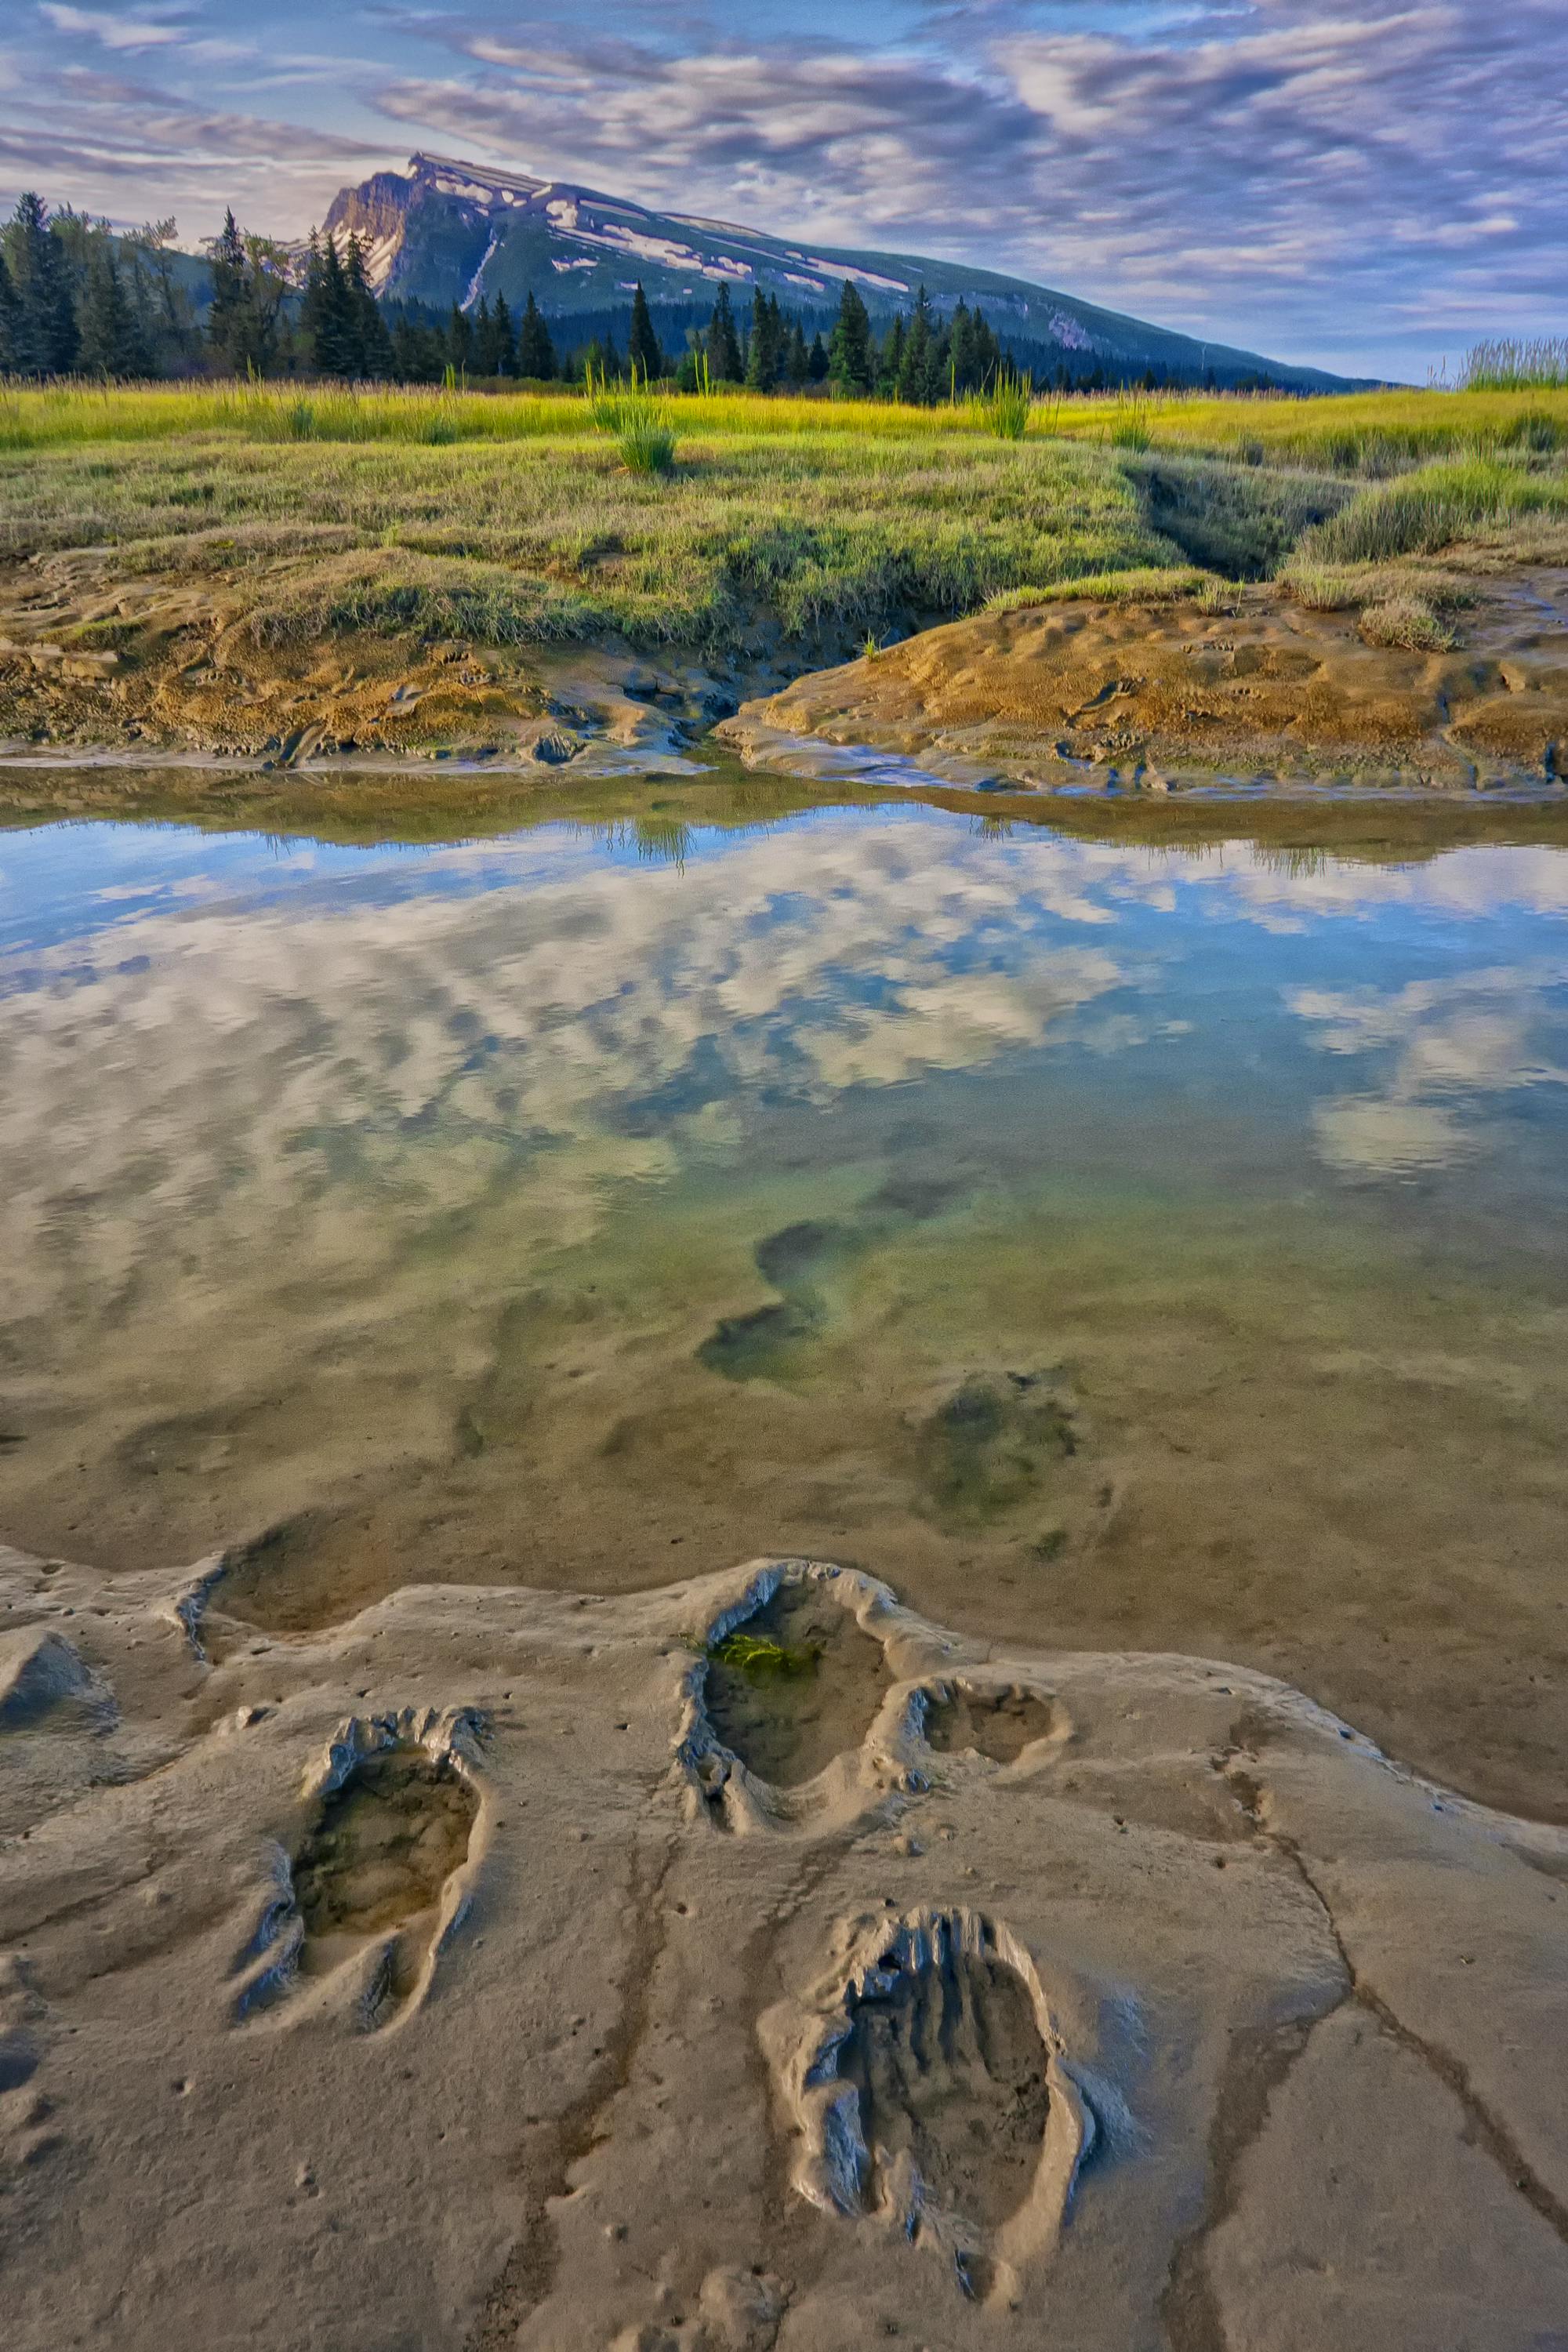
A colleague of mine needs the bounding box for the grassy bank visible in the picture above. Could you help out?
[2,379,1566,772]
[0,424,1174,649]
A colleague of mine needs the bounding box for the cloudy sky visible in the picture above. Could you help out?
[3,0,1563,379]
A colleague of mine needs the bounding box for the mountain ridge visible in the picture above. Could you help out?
[322,152,1366,390]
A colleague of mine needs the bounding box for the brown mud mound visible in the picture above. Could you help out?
[720,557,1568,793]
[0,550,753,775]
[702,1578,887,1788]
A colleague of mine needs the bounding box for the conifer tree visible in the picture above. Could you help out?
[877,314,905,400]
[472,295,499,375]
[491,292,516,376]
[4,191,79,375]
[706,284,742,382]
[808,328,829,384]
[0,248,20,376]
[125,217,194,370]
[339,234,390,378]
[627,281,662,381]
[303,233,361,376]
[785,318,809,387]
[78,244,147,378]
[205,209,250,372]
[744,285,786,390]
[949,299,976,396]
[203,212,287,375]
[447,300,474,375]
[896,285,935,405]
[827,280,873,395]
[517,290,555,379]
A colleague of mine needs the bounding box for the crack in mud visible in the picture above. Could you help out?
[1160,2000,1348,2352]
[1226,1762,1568,2253]
[466,1829,678,2350]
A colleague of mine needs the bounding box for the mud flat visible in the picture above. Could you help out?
[718,558,1568,797]
[2,1544,1566,2350]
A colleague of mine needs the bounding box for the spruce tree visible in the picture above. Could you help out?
[744,285,786,391]
[949,299,976,395]
[706,284,742,383]
[205,209,250,373]
[332,235,386,378]
[877,314,905,401]
[627,281,662,382]
[827,281,873,395]
[78,244,147,378]
[447,300,474,376]
[0,248,20,376]
[472,295,499,376]
[896,286,934,405]
[517,290,556,379]
[303,234,354,376]
[808,329,829,385]
[5,192,79,376]
[491,292,516,376]
[785,318,809,387]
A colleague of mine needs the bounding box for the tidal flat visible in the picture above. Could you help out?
[4,777,1568,1820]
[6,772,1568,2350]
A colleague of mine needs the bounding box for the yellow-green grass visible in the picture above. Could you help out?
[4,379,1566,473]
[985,564,1218,611]
[0,426,1174,648]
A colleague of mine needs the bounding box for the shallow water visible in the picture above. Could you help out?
[4,782,1568,1814]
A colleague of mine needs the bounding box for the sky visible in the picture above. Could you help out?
[2,1,1563,382]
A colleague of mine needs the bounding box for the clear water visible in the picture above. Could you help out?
[4,785,1567,1813]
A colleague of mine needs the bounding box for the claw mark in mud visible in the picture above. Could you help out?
[775,1907,1092,2303]
[698,1575,889,1792]
[234,1708,482,2030]
[920,1681,1058,1765]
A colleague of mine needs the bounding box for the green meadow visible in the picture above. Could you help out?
[2,379,1566,657]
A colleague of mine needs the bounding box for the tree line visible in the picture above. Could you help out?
[0,188,1283,397]
[0,192,205,377]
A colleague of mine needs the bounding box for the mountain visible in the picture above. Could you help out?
[322,153,1358,390]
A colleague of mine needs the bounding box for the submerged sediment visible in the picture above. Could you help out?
[2,1544,1566,2350]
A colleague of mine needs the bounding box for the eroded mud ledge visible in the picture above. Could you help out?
[3,1544,1566,2350]
[717,558,1568,798]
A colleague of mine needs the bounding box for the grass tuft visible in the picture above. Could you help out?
[708,1630,820,1677]
[1457,339,1568,394]
[1358,596,1460,652]
[587,371,677,475]
[985,369,1033,442]
[985,564,1217,612]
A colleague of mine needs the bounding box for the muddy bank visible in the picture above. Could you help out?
[3,1546,1566,2351]
[718,557,1568,796]
[0,545,802,778]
